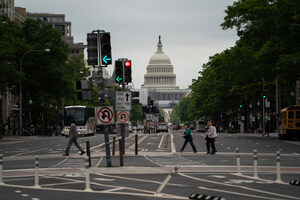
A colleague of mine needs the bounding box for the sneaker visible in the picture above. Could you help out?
[206,152,210,154]
[211,151,216,155]
[193,151,197,153]
[180,150,183,153]
[63,153,69,156]
[80,151,86,155]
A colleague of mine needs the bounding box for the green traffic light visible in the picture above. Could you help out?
[150,105,153,108]
[239,105,243,108]
[263,95,266,99]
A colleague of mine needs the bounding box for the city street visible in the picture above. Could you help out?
[1,130,300,200]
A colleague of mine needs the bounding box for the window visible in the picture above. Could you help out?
[288,111,294,119]
[296,111,300,119]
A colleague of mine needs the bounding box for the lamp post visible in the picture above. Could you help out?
[19,49,50,136]
[29,99,32,125]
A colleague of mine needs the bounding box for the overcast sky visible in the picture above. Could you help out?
[16,0,238,89]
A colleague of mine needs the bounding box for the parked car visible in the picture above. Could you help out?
[172,125,179,130]
[157,123,168,133]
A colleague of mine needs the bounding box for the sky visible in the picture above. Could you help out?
[16,0,238,89]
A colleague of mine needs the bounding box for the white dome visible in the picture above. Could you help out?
[149,53,171,65]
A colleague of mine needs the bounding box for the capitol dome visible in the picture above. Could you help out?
[142,36,179,89]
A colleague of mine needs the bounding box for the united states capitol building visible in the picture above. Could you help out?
[138,36,190,108]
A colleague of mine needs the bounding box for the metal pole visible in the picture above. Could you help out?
[34,156,40,188]
[86,141,91,167]
[121,123,125,154]
[84,156,92,191]
[119,139,124,166]
[276,75,279,135]
[0,154,3,185]
[135,134,138,155]
[104,126,112,167]
[253,149,258,178]
[275,151,282,183]
[112,137,116,156]
[155,166,179,196]
[236,148,241,175]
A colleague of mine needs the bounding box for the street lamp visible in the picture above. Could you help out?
[19,49,50,136]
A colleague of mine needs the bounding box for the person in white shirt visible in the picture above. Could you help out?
[205,120,217,154]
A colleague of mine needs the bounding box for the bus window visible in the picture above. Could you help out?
[296,111,300,119]
[288,111,294,119]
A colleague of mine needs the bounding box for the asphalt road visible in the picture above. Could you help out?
[0,130,300,200]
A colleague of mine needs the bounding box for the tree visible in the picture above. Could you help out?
[130,104,144,123]
[177,96,194,123]
[170,105,180,125]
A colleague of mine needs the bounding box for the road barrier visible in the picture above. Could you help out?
[155,166,179,196]
[189,193,226,200]
[235,148,241,175]
[0,154,3,185]
[253,149,258,178]
[112,137,116,156]
[289,179,300,186]
[119,139,124,166]
[84,156,92,191]
[86,141,91,167]
[34,156,40,188]
[135,134,138,155]
[275,151,282,183]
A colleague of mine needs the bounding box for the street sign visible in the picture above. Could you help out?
[116,91,132,111]
[117,111,130,123]
[96,106,114,125]
[146,114,153,121]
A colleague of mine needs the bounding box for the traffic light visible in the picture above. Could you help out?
[124,60,132,83]
[87,33,98,66]
[100,32,112,66]
[263,95,266,99]
[239,104,243,108]
[115,60,123,84]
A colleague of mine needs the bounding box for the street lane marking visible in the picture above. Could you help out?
[129,135,148,149]
[94,178,115,181]
[21,194,29,197]
[143,155,163,167]
[49,157,69,168]
[94,156,103,167]
[15,190,22,193]
[31,198,40,200]
[179,173,298,200]
[9,148,49,158]
[102,187,125,192]
[158,135,165,149]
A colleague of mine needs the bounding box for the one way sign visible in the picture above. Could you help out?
[116,91,131,111]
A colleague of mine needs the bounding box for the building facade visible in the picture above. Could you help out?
[139,36,190,108]
[0,0,14,20]
[26,13,86,58]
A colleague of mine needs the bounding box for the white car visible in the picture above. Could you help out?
[157,123,168,133]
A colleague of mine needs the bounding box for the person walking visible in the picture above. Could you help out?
[206,120,217,154]
[63,121,85,156]
[180,124,197,153]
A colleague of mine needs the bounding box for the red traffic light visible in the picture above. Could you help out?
[125,60,131,67]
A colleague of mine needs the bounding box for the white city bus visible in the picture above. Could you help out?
[62,106,96,136]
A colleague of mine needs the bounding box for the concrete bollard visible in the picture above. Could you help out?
[236,148,241,175]
[119,139,124,166]
[275,151,282,183]
[0,154,3,185]
[84,156,92,191]
[34,156,40,188]
[112,137,116,156]
[253,149,258,178]
[135,134,138,155]
[155,166,179,196]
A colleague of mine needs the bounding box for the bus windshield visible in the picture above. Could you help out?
[64,108,86,126]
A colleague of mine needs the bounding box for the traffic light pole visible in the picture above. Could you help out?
[121,79,126,154]
[262,79,266,137]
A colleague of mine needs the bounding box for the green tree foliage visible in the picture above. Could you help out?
[190,0,300,121]
[0,17,88,125]
[170,105,180,125]
[130,104,145,123]
[177,96,194,123]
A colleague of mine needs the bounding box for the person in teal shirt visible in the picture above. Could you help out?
[180,124,197,153]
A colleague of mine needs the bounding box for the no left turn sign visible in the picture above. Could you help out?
[117,111,129,123]
[97,106,114,124]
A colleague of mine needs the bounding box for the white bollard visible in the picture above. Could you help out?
[253,149,258,178]
[0,154,4,185]
[275,151,282,183]
[236,148,241,175]
[84,156,92,192]
[34,156,40,188]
